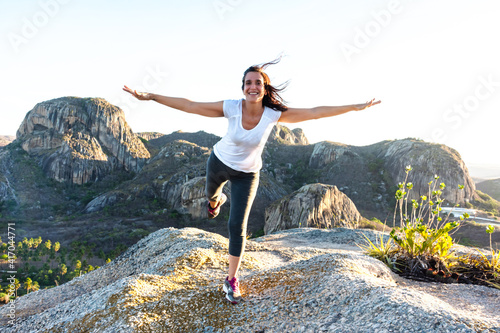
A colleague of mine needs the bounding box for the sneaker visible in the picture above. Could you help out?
[207,193,227,219]
[223,276,242,304]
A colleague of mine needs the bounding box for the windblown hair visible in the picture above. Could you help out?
[241,57,288,112]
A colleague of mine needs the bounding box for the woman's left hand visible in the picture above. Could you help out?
[354,98,381,111]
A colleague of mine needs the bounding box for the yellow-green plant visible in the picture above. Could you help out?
[363,166,470,275]
[358,233,398,270]
[390,221,458,260]
[389,166,469,261]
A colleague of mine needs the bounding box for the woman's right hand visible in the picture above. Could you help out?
[122,85,154,101]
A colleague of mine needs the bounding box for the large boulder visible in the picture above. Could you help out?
[16,97,150,184]
[264,183,361,234]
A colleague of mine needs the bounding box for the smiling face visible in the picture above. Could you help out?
[242,71,266,103]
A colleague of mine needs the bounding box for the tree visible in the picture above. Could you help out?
[14,279,20,297]
[75,260,82,277]
[60,264,67,276]
[53,242,60,252]
[24,278,33,294]
[31,281,40,292]
[34,236,42,249]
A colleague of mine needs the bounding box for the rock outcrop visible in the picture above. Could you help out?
[85,139,288,223]
[1,227,498,332]
[294,139,478,213]
[144,130,221,151]
[16,97,150,184]
[380,139,477,204]
[264,183,361,234]
[268,124,309,145]
[0,150,17,203]
[85,139,212,215]
[135,131,164,141]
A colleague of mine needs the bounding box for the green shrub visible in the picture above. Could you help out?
[361,166,472,280]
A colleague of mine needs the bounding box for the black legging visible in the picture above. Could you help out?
[205,151,259,257]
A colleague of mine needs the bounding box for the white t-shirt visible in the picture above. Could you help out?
[214,99,282,173]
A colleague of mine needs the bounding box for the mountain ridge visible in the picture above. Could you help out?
[0,97,498,248]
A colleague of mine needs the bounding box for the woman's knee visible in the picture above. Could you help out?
[228,238,246,257]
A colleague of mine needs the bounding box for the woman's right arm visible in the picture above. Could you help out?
[123,85,224,118]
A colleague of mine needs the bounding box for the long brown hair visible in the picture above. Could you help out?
[241,57,288,112]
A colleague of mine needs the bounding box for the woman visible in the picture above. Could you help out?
[123,59,380,304]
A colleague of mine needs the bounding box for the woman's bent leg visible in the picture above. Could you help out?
[205,152,229,205]
[227,171,259,277]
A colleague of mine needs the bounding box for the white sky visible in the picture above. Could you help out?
[1,0,499,174]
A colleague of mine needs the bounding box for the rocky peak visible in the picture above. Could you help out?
[15,97,150,184]
[379,139,478,204]
[301,139,477,211]
[308,141,351,169]
[135,131,164,141]
[267,124,309,145]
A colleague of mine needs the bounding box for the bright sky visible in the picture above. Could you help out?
[1,0,499,176]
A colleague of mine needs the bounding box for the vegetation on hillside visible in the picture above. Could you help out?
[0,234,128,300]
[476,178,500,202]
[472,190,500,217]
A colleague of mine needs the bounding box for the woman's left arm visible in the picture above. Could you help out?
[279,98,381,123]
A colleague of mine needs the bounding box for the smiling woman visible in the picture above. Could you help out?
[123,57,380,305]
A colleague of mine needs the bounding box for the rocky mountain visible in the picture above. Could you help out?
[1,97,492,241]
[378,139,477,204]
[137,124,308,152]
[1,227,498,332]
[16,97,150,184]
[100,134,477,225]
[0,135,15,147]
[260,138,478,219]
[84,138,288,233]
[267,125,309,145]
